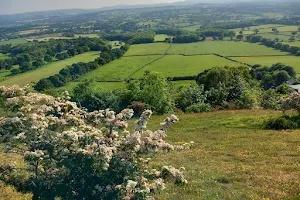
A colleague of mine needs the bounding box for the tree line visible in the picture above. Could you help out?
[0,37,110,75]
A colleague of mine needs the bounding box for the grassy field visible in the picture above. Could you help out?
[74,34,100,38]
[82,55,161,81]
[167,41,287,56]
[2,110,300,199]
[147,110,300,200]
[125,43,170,56]
[0,52,100,87]
[131,55,245,78]
[154,34,169,42]
[54,81,126,94]
[0,39,28,46]
[0,53,9,60]
[232,56,300,73]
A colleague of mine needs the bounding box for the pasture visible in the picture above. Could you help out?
[0,39,28,46]
[167,41,287,56]
[131,55,245,78]
[154,34,169,42]
[232,56,300,73]
[0,52,100,87]
[148,110,300,200]
[2,109,300,199]
[0,53,9,60]
[125,43,170,56]
[82,55,161,81]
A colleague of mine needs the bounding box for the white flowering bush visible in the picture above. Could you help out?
[0,85,192,200]
[280,92,300,113]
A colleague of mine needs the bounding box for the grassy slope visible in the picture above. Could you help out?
[0,52,100,87]
[167,41,287,56]
[132,55,245,78]
[2,110,300,199]
[146,110,300,200]
[232,56,300,73]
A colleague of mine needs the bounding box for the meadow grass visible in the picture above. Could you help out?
[282,41,300,47]
[125,43,170,56]
[56,81,126,94]
[167,41,287,56]
[145,110,300,200]
[0,145,32,200]
[0,52,100,87]
[1,109,300,199]
[131,55,245,78]
[232,56,300,73]
[74,34,100,38]
[0,39,28,46]
[0,53,9,60]
[154,34,168,42]
[258,33,296,42]
[82,55,161,81]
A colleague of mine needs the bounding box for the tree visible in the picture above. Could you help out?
[272,27,277,33]
[239,30,243,35]
[130,72,174,114]
[291,32,297,36]
[19,62,32,72]
[253,29,259,35]
[229,31,236,41]
[34,78,54,91]
[289,36,295,42]
[236,34,244,41]
[298,27,300,32]
[44,55,52,62]
[274,38,280,43]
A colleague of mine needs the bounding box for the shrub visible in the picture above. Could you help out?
[186,103,211,113]
[265,116,298,130]
[261,89,280,109]
[128,101,151,117]
[0,85,192,200]
[238,89,257,109]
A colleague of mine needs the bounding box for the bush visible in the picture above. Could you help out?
[186,103,211,113]
[261,89,280,109]
[0,85,191,200]
[128,101,151,117]
[265,116,298,130]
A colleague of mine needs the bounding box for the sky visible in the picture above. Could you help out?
[0,0,182,15]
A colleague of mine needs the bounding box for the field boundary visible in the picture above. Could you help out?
[126,43,172,79]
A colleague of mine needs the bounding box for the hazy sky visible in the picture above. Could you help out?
[0,0,182,15]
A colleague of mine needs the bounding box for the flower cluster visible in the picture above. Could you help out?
[280,92,300,113]
[0,85,192,200]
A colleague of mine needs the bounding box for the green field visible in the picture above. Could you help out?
[232,56,300,73]
[75,34,100,38]
[0,53,9,60]
[125,43,170,56]
[0,52,100,87]
[154,34,168,42]
[148,110,300,200]
[3,110,300,199]
[167,41,287,56]
[82,55,161,81]
[0,39,28,46]
[56,81,126,94]
[131,55,245,78]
